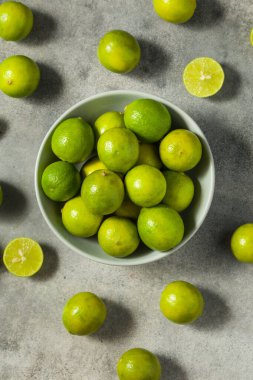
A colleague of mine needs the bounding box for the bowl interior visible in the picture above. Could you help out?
[35,91,215,266]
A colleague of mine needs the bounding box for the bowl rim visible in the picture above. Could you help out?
[34,90,215,266]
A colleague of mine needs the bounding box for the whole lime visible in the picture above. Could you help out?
[98,216,140,258]
[0,1,33,41]
[125,165,166,207]
[231,224,253,263]
[124,99,171,143]
[80,157,107,179]
[160,281,204,324]
[137,205,184,251]
[160,129,202,171]
[51,117,94,163]
[97,30,141,73]
[0,185,3,206]
[41,161,81,202]
[81,169,124,215]
[117,348,161,380]
[163,170,194,212]
[94,111,125,139]
[62,292,107,335]
[153,0,196,24]
[97,128,139,174]
[115,195,141,219]
[0,55,40,98]
[137,143,162,169]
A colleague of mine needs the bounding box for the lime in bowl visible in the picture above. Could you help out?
[35,90,215,266]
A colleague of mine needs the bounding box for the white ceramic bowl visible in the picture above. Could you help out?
[35,90,215,266]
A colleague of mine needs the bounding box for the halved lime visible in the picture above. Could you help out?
[3,238,44,277]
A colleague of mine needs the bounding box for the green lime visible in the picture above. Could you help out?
[3,238,43,277]
[115,195,140,219]
[94,111,125,140]
[250,29,253,46]
[117,348,161,380]
[137,143,162,169]
[183,57,225,98]
[51,117,94,164]
[80,157,107,179]
[160,129,202,171]
[62,292,107,335]
[98,216,140,258]
[137,205,184,251]
[81,169,124,215]
[97,30,141,73]
[124,99,171,143]
[97,128,139,174]
[41,161,81,202]
[0,1,33,41]
[0,55,40,98]
[153,0,196,24]
[0,185,3,206]
[160,281,204,324]
[125,165,166,207]
[163,170,194,212]
[231,224,253,263]
[62,196,103,238]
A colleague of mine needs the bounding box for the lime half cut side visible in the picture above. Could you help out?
[183,57,225,98]
[3,238,44,277]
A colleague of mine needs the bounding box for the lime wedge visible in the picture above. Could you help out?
[250,29,253,46]
[183,57,224,98]
[3,238,44,277]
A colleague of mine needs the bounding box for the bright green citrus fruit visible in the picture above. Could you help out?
[231,224,253,263]
[0,1,33,41]
[163,170,194,212]
[97,30,141,73]
[160,129,202,171]
[97,128,139,174]
[41,161,81,202]
[81,169,124,215]
[80,157,107,179]
[62,196,103,238]
[3,238,43,277]
[137,143,162,169]
[0,185,3,206]
[137,205,184,251]
[183,57,225,98]
[153,0,196,24]
[115,196,140,219]
[0,55,40,98]
[124,99,171,143]
[117,348,161,380]
[98,216,140,258]
[51,117,94,164]
[125,165,166,207]
[160,281,204,324]
[250,29,253,46]
[62,292,107,335]
[94,111,125,139]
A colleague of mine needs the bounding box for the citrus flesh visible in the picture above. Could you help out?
[97,128,139,174]
[160,281,204,324]
[115,196,141,219]
[41,161,81,202]
[231,224,253,263]
[163,170,194,212]
[124,99,172,143]
[98,216,140,258]
[94,111,125,140]
[117,348,161,380]
[137,143,162,169]
[153,0,196,24]
[80,157,107,179]
[183,57,225,98]
[0,185,3,206]
[62,292,107,335]
[0,1,33,41]
[3,238,44,277]
[51,117,94,163]
[137,205,184,251]
[160,129,202,171]
[97,30,141,73]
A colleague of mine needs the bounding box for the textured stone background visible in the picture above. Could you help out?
[0,0,253,379]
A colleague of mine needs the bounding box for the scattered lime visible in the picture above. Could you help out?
[97,30,141,73]
[3,238,43,277]
[62,292,107,335]
[115,195,141,219]
[163,170,194,212]
[0,1,33,41]
[137,143,162,169]
[153,0,196,24]
[0,185,3,206]
[80,157,107,179]
[41,161,81,202]
[160,281,204,324]
[231,224,253,263]
[183,57,224,97]
[94,111,125,139]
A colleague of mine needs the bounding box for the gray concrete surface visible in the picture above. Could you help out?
[0,0,253,379]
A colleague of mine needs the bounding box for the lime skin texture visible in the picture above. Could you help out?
[97,30,141,74]
[160,281,205,324]
[0,1,33,41]
[117,348,161,380]
[153,0,196,24]
[80,157,107,179]
[0,55,40,98]
[51,117,95,163]
[231,224,253,263]
[124,99,172,143]
[94,111,125,140]
[62,292,107,335]
[115,196,141,219]
[163,170,194,212]
[137,143,162,169]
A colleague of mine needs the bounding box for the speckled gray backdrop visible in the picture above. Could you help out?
[0,0,253,379]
